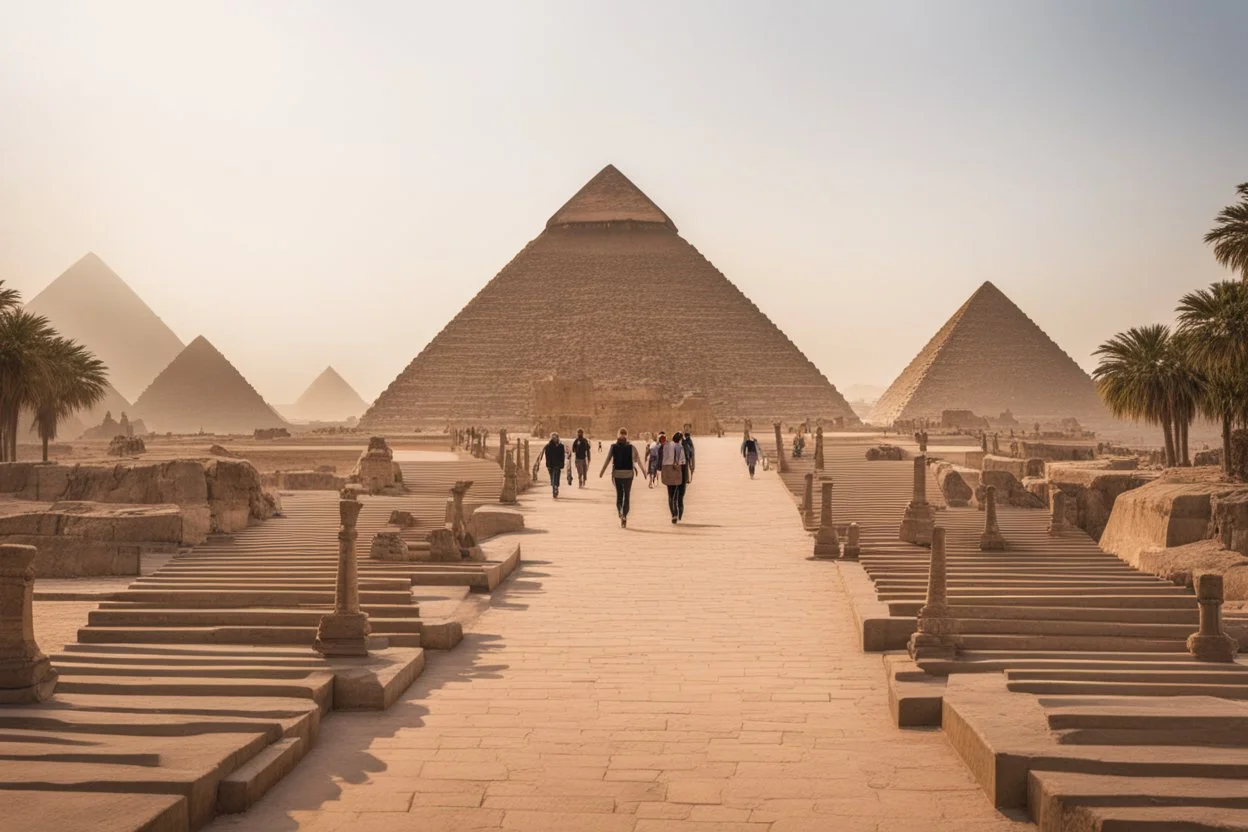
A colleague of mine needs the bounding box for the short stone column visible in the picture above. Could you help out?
[842,522,861,560]
[313,496,371,657]
[1187,574,1239,662]
[497,428,509,468]
[980,433,988,453]
[773,422,789,473]
[523,440,531,479]
[991,433,1000,455]
[500,450,518,504]
[450,480,478,552]
[898,455,935,546]
[802,472,817,530]
[1047,490,1072,535]
[813,481,841,559]
[0,544,57,703]
[813,427,825,472]
[979,485,1006,551]
[907,527,958,662]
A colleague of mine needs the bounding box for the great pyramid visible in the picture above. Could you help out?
[25,252,184,400]
[287,366,368,422]
[869,281,1107,426]
[361,165,855,430]
[132,336,287,434]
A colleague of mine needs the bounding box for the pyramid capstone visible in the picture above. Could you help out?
[360,165,855,430]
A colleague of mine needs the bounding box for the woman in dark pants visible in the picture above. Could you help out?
[599,428,646,527]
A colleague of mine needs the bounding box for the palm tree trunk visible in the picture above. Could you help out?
[1180,419,1191,466]
[41,434,48,464]
[1162,414,1176,467]
[1224,414,1234,477]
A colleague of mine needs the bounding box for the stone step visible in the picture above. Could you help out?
[1028,771,1248,832]
[108,589,414,607]
[1008,679,1248,699]
[877,586,1191,599]
[132,579,414,592]
[1008,668,1248,685]
[217,736,305,814]
[954,619,1198,639]
[53,662,323,681]
[96,601,422,618]
[2,790,187,832]
[924,657,1219,676]
[87,608,423,632]
[958,634,1188,652]
[77,624,424,650]
[888,596,1199,615]
[53,672,336,709]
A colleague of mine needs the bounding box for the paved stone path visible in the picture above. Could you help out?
[211,438,1029,832]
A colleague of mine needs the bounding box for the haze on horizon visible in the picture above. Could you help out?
[1,0,1245,405]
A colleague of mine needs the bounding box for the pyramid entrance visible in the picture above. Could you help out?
[532,376,714,437]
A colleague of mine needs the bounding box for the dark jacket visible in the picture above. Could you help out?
[572,437,591,461]
[544,440,566,470]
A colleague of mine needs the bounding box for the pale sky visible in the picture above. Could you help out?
[1,1,1245,404]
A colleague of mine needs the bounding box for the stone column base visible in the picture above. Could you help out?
[1187,632,1238,663]
[841,544,860,560]
[899,509,935,546]
[979,532,1007,551]
[907,632,957,662]
[313,612,371,657]
[0,656,57,704]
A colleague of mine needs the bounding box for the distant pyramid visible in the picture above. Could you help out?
[289,366,368,422]
[869,281,1107,426]
[133,336,286,434]
[25,253,184,400]
[361,164,855,429]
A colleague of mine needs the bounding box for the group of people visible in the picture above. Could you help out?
[532,428,696,527]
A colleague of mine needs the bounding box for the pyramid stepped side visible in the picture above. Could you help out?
[133,337,286,434]
[25,253,184,400]
[871,283,1106,425]
[362,226,854,429]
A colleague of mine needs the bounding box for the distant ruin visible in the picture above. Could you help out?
[532,376,714,436]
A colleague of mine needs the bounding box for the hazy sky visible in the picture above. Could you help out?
[2,1,1245,404]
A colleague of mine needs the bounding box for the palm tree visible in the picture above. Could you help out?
[1093,325,1180,466]
[1176,280,1248,475]
[1167,332,1202,466]
[1206,183,1248,279]
[30,337,108,463]
[0,309,57,462]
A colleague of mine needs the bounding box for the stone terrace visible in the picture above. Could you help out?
[209,438,1027,832]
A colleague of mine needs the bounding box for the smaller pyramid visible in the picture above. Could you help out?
[133,336,286,434]
[289,367,368,422]
[25,253,184,400]
[870,282,1107,426]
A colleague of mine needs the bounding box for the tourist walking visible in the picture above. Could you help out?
[599,428,646,527]
[572,429,591,488]
[742,433,760,478]
[660,431,688,523]
[647,432,665,489]
[680,431,695,484]
[534,433,567,498]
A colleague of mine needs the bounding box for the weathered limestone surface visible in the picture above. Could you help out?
[267,470,348,491]
[468,504,525,541]
[352,437,403,495]
[980,468,1044,509]
[934,462,977,507]
[1100,479,1246,567]
[0,543,57,702]
[0,500,183,577]
[0,459,272,546]
[1044,463,1155,541]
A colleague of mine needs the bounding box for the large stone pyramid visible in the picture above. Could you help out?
[25,253,184,400]
[869,281,1107,426]
[287,366,368,422]
[361,165,855,430]
[133,336,286,434]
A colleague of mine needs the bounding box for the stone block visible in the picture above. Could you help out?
[934,463,977,507]
[468,505,525,541]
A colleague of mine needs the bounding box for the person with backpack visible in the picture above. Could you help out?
[534,433,568,498]
[598,428,646,527]
[647,433,665,488]
[660,431,688,523]
[742,433,760,478]
[680,432,695,485]
[571,429,592,488]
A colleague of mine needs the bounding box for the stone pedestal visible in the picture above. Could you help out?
[842,522,861,560]
[979,485,1007,551]
[0,544,57,703]
[802,472,817,530]
[813,481,840,559]
[314,498,371,657]
[907,527,958,662]
[773,422,788,474]
[1047,490,1072,535]
[899,456,935,546]
[500,450,518,504]
[1187,574,1239,662]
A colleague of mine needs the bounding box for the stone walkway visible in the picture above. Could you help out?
[210,438,1029,832]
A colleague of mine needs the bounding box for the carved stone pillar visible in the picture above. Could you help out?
[802,472,817,530]
[979,485,1006,551]
[813,427,825,472]
[1047,490,1072,535]
[501,450,519,504]
[899,455,935,546]
[907,527,957,662]
[497,428,509,468]
[842,521,861,560]
[313,496,371,657]
[0,544,57,703]
[1188,574,1239,662]
[813,481,840,559]
[773,422,788,474]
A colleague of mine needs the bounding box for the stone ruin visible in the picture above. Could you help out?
[866,444,904,461]
[351,436,404,495]
[254,427,291,440]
